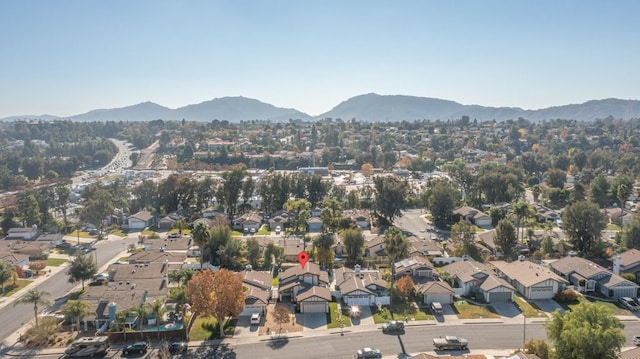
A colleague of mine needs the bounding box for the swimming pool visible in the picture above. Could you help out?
[143,322,184,332]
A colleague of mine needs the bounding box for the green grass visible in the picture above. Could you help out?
[141,229,156,236]
[189,316,236,341]
[0,280,31,297]
[513,296,547,318]
[452,300,500,319]
[271,276,279,286]
[117,256,130,262]
[561,296,629,315]
[109,230,127,237]
[70,230,93,238]
[371,302,432,324]
[45,258,67,267]
[257,225,270,235]
[326,302,352,329]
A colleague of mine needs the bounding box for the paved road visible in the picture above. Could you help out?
[0,236,138,344]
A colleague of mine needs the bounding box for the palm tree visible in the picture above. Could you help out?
[383,226,409,286]
[191,222,210,265]
[62,300,92,336]
[511,202,533,242]
[148,299,167,336]
[172,219,187,235]
[13,289,51,326]
[135,304,148,339]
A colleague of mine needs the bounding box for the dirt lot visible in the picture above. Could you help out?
[258,303,303,336]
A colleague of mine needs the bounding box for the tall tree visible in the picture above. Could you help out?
[494,218,518,261]
[219,166,248,220]
[373,176,409,226]
[342,228,365,266]
[561,201,608,256]
[246,238,261,268]
[589,174,610,208]
[61,300,92,335]
[0,261,15,294]
[427,179,459,229]
[185,269,245,338]
[13,289,51,326]
[450,220,483,262]
[148,299,167,336]
[67,254,98,290]
[383,227,409,283]
[191,222,210,265]
[545,302,624,359]
[510,202,533,242]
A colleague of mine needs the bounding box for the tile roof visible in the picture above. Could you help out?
[490,260,568,287]
[296,285,331,302]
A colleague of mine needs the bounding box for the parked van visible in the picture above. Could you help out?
[431,301,443,315]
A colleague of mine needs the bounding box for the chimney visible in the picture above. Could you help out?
[613,255,622,275]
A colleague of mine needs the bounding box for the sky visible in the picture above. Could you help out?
[1,0,639,118]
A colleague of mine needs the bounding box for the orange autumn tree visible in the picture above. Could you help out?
[395,275,415,299]
[186,268,245,337]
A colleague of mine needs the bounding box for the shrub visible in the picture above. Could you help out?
[554,289,579,303]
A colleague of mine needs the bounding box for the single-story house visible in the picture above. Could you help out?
[128,211,156,230]
[393,257,433,279]
[415,280,455,305]
[453,206,492,227]
[364,235,387,260]
[232,212,262,232]
[6,227,39,241]
[615,248,640,281]
[334,266,389,306]
[490,258,568,300]
[35,233,64,247]
[549,255,639,300]
[441,259,516,302]
[0,251,30,268]
[307,217,323,233]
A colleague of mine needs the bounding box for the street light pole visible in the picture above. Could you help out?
[523,315,526,349]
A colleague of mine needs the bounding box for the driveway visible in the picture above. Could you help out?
[300,313,327,331]
[491,301,521,318]
[533,299,565,314]
[351,305,375,326]
[233,315,260,338]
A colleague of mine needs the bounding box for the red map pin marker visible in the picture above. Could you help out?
[297,252,309,268]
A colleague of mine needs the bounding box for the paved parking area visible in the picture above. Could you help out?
[300,313,327,331]
[351,305,375,326]
[491,301,522,318]
[233,315,260,338]
[533,299,565,314]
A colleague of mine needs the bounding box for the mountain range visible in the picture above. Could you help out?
[3,94,640,123]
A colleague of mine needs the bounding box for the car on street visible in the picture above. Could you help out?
[123,341,148,354]
[634,336,640,346]
[381,320,404,333]
[168,341,188,354]
[433,335,469,350]
[356,347,382,359]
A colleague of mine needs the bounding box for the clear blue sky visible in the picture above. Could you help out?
[1,0,639,118]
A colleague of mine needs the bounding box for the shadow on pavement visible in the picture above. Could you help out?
[267,335,289,350]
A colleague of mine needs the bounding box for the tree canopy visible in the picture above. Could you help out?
[185,268,245,337]
[545,302,625,359]
[561,201,607,256]
[67,254,98,290]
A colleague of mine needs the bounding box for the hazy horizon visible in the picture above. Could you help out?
[1,1,639,118]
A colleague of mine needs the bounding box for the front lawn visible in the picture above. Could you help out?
[452,300,500,319]
[0,280,31,296]
[110,229,127,237]
[562,295,628,315]
[513,296,547,318]
[45,258,67,267]
[326,303,352,329]
[189,316,236,341]
[70,230,92,238]
[371,302,432,324]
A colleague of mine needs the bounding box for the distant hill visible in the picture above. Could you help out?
[320,94,640,122]
[3,94,640,122]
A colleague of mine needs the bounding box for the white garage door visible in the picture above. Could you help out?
[530,286,554,300]
[302,302,327,313]
[346,296,370,306]
[240,305,263,316]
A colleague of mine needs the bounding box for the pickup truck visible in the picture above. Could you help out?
[433,335,469,350]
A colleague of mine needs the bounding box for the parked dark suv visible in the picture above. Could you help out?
[123,341,148,354]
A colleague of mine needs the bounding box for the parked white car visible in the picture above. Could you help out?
[250,312,261,325]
